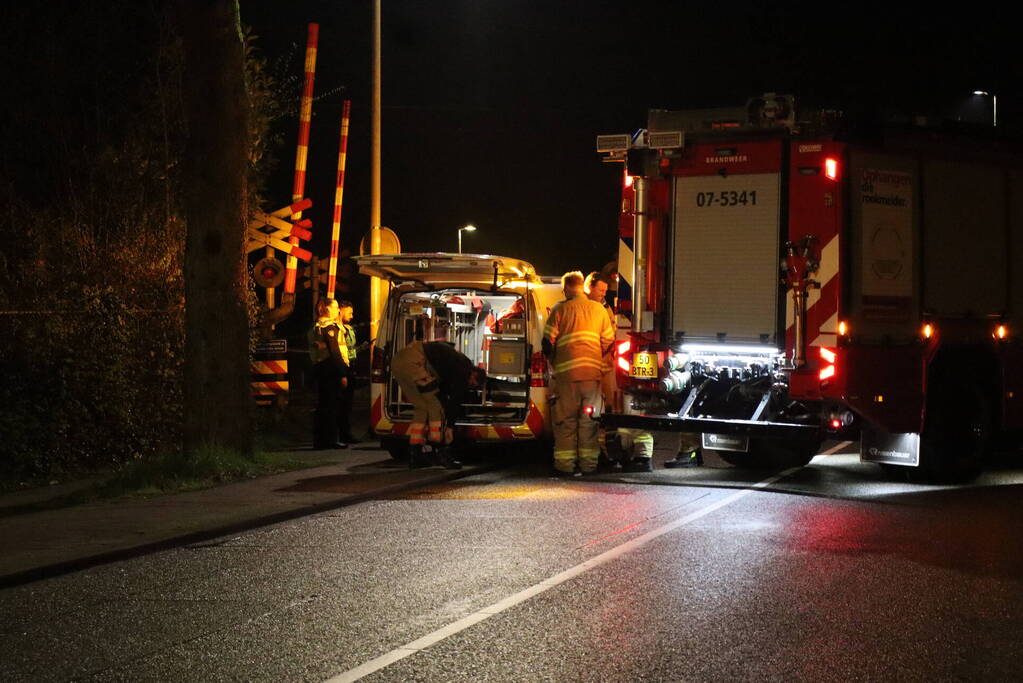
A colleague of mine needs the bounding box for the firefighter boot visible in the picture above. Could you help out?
[408,444,429,469]
[664,449,703,468]
[625,457,653,473]
[433,446,463,470]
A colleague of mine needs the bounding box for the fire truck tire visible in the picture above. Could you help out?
[914,377,990,483]
[381,435,410,461]
[718,438,819,470]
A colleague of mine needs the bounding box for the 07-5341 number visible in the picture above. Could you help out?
[695,190,757,207]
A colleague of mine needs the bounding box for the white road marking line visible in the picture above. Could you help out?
[818,440,854,457]
[324,466,802,682]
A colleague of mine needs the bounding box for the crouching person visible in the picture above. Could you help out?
[390,340,486,469]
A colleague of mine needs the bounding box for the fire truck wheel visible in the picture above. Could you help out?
[717,438,819,470]
[381,435,410,461]
[716,450,756,468]
[915,378,990,483]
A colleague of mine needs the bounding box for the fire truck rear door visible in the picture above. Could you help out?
[670,144,783,345]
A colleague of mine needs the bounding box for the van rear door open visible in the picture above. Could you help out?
[388,289,530,424]
[356,253,536,287]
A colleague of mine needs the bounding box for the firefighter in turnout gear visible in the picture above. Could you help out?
[543,271,615,475]
[390,340,486,469]
[585,271,622,469]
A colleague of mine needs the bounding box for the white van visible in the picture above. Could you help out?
[354,253,564,459]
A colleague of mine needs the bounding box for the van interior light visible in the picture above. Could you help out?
[922,323,934,339]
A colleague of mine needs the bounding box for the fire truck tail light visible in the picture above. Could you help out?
[838,320,849,337]
[922,323,935,339]
[819,346,837,381]
[995,324,1009,340]
[530,351,548,387]
[617,340,631,355]
[617,356,631,373]
[824,157,839,180]
[624,174,634,188]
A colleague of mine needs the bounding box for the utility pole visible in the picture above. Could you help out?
[369,0,384,343]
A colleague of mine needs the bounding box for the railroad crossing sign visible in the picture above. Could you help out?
[246,199,314,262]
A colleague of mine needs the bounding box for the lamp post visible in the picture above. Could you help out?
[458,224,476,254]
[972,90,997,126]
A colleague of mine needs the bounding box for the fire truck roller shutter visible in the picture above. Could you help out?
[671,173,781,344]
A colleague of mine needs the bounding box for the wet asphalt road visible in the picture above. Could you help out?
[3,443,1023,682]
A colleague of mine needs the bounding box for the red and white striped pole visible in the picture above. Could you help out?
[284,22,319,296]
[327,100,352,300]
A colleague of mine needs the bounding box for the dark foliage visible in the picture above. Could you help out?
[0,1,277,481]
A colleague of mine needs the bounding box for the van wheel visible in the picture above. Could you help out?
[915,378,990,483]
[717,438,819,470]
[380,435,410,461]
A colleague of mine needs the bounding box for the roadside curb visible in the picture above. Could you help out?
[0,461,502,590]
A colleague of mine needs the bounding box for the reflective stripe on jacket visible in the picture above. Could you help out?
[543,294,614,381]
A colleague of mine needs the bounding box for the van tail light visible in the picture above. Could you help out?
[371,346,387,383]
[530,351,548,387]
[819,346,837,381]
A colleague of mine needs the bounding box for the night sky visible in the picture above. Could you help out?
[242,2,1019,278]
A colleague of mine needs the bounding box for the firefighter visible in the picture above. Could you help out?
[664,433,704,468]
[543,270,615,476]
[585,271,622,469]
[390,339,486,469]
[312,298,352,450]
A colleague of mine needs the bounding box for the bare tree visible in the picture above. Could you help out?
[177,0,253,455]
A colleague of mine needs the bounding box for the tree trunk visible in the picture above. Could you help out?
[178,0,253,455]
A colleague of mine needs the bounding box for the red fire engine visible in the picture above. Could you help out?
[599,94,1023,479]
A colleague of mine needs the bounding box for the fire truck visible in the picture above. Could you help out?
[598,94,1023,479]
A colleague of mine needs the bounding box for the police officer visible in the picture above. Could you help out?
[390,339,486,469]
[336,300,361,444]
[312,298,352,449]
[543,271,615,476]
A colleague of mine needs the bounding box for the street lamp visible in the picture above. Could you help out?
[458,224,477,254]
[972,90,997,126]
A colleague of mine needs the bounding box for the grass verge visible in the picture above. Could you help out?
[0,447,341,517]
